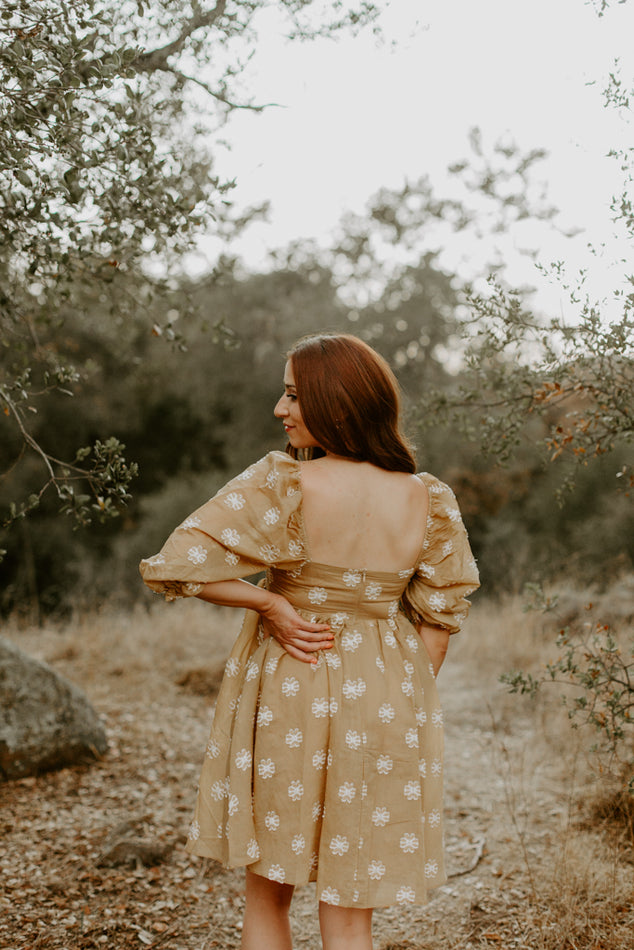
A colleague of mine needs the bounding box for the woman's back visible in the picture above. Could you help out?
[298,457,429,573]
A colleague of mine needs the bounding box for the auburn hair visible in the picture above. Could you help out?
[285,334,417,473]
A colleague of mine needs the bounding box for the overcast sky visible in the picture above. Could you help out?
[197,0,632,296]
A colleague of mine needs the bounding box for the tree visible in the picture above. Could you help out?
[420,11,633,499]
[0,0,382,546]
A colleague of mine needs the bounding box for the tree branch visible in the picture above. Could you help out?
[134,0,228,73]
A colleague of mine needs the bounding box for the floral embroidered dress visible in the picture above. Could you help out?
[140,451,479,909]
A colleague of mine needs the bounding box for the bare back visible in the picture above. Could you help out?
[298,457,428,573]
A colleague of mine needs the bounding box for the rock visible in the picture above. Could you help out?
[96,818,172,868]
[0,636,108,781]
[175,662,225,697]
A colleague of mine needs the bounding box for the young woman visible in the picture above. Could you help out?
[140,333,479,950]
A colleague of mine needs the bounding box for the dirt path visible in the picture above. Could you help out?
[0,607,614,949]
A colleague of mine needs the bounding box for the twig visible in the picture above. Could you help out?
[447,836,486,878]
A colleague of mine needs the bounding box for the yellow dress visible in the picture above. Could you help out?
[140,451,479,908]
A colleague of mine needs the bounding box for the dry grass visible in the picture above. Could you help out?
[2,587,633,949]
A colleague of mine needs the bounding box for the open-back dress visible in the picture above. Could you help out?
[140,451,479,908]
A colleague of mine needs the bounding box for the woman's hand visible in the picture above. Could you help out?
[260,592,333,664]
[417,623,450,678]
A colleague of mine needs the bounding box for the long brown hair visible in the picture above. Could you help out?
[286,334,417,473]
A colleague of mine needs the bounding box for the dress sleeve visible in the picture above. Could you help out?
[139,451,306,601]
[400,473,479,634]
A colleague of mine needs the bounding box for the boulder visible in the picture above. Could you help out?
[0,636,108,781]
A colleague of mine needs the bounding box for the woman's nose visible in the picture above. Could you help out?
[274,396,287,418]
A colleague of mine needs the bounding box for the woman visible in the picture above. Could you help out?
[140,333,479,950]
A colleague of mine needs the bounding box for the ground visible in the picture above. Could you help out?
[1,598,632,950]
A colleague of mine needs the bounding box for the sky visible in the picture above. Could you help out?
[195,0,633,303]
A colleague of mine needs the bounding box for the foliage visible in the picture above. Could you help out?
[0,0,381,542]
[502,583,634,787]
[417,3,634,497]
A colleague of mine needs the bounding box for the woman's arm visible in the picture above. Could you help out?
[416,622,451,677]
[196,579,333,664]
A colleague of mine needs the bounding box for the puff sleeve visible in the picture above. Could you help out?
[139,452,306,601]
[400,473,479,634]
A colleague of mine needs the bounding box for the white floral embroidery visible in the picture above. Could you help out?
[329,698,338,717]
[259,543,281,562]
[341,631,362,652]
[245,659,259,682]
[442,539,454,556]
[224,492,245,511]
[428,809,441,827]
[285,728,303,748]
[237,465,257,481]
[329,835,349,856]
[429,592,447,611]
[228,794,239,816]
[220,528,240,548]
[263,506,281,526]
[330,612,349,628]
[225,658,240,677]
[365,582,382,601]
[258,705,274,727]
[431,758,442,776]
[401,679,414,697]
[188,819,200,841]
[376,656,385,673]
[288,539,304,557]
[206,738,220,759]
[371,806,390,827]
[320,887,340,905]
[400,833,419,853]
[446,506,461,522]
[404,781,421,800]
[338,782,356,803]
[396,886,416,904]
[265,657,279,675]
[378,703,395,723]
[405,728,419,749]
[187,545,207,565]
[415,707,427,726]
[224,550,239,566]
[425,859,439,878]
[312,698,329,719]
[211,780,229,801]
[342,570,362,588]
[376,755,393,775]
[179,516,201,530]
[384,631,397,648]
[307,586,328,605]
[431,708,443,727]
[235,749,252,771]
[418,758,427,777]
[268,864,285,883]
[403,660,414,676]
[342,678,366,700]
[265,468,279,488]
[288,780,304,801]
[264,811,279,831]
[281,676,300,697]
[417,561,435,578]
[247,839,260,860]
[291,834,305,854]
[181,582,202,595]
[345,730,362,751]
[324,650,341,669]
[144,554,166,566]
[312,801,323,821]
[405,635,419,652]
[361,781,368,799]
[258,758,275,779]
[368,860,385,880]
